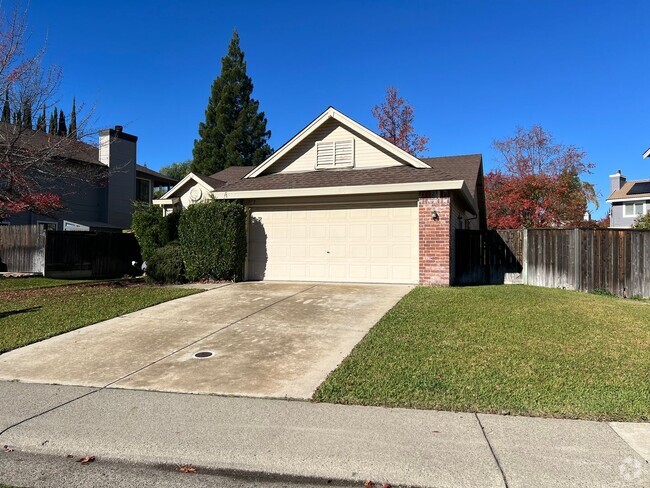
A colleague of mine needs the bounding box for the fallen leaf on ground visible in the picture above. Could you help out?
[3,445,14,453]
[363,481,375,488]
[77,455,95,464]
[66,454,74,458]
[178,465,197,473]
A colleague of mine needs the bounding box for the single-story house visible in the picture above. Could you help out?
[4,126,178,231]
[155,107,486,285]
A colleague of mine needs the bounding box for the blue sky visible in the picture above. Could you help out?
[27,0,649,217]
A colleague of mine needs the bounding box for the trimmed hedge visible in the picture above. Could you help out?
[146,241,185,284]
[178,200,247,281]
[131,203,182,262]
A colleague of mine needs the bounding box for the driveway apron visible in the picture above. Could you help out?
[0,282,411,399]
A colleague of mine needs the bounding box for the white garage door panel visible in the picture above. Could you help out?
[248,202,418,284]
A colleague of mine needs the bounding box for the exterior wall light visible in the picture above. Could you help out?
[431,210,439,220]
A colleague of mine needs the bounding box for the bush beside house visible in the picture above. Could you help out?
[146,242,186,284]
[178,200,247,282]
[131,203,181,262]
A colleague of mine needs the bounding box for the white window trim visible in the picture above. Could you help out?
[623,201,648,218]
[315,139,355,170]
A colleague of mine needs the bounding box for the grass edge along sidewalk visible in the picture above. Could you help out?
[314,285,650,422]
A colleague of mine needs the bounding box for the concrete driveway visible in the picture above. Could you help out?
[0,282,411,399]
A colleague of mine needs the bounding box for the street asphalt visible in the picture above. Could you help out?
[0,381,648,488]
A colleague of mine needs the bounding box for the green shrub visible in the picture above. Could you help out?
[591,288,615,297]
[146,242,185,284]
[178,200,247,281]
[131,203,182,262]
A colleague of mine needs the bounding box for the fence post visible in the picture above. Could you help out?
[522,228,528,285]
[573,228,581,291]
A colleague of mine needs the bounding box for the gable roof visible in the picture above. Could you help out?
[160,172,224,199]
[245,107,430,178]
[211,166,255,182]
[210,154,482,215]
[607,179,650,201]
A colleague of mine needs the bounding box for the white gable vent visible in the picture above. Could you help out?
[315,139,355,169]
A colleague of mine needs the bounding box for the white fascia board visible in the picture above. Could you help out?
[643,147,650,159]
[212,180,465,200]
[245,107,429,178]
[160,173,214,199]
[152,198,179,205]
[606,197,650,203]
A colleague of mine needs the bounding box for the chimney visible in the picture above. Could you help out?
[609,170,626,194]
[98,126,138,229]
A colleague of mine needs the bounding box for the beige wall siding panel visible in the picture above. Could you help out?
[266,119,407,175]
[248,201,418,284]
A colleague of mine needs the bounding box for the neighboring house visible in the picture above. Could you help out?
[155,107,486,286]
[607,164,650,229]
[5,126,177,231]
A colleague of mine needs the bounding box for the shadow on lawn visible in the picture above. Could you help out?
[0,306,42,319]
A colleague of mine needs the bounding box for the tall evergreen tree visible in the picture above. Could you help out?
[57,109,67,136]
[22,101,32,130]
[191,29,272,175]
[1,90,10,123]
[36,106,46,131]
[69,97,77,138]
[13,109,21,126]
[49,107,57,135]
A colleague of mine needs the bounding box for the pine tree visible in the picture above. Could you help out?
[49,108,57,135]
[36,106,46,131]
[69,97,77,139]
[191,29,272,175]
[22,101,32,130]
[57,109,67,136]
[1,90,10,123]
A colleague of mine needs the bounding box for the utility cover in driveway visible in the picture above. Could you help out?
[0,282,411,399]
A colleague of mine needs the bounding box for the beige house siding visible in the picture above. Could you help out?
[264,119,407,175]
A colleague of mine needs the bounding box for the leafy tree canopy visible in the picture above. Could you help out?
[372,86,429,156]
[485,125,598,229]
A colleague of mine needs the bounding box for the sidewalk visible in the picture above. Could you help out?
[1,380,648,487]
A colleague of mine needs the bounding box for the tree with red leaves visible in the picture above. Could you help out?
[0,6,97,220]
[372,86,429,156]
[485,125,597,229]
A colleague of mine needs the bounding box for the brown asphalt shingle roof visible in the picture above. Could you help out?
[209,155,481,193]
[608,180,650,200]
[211,166,255,183]
[194,174,226,188]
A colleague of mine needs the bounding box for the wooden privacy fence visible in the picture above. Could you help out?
[0,225,46,273]
[456,228,650,298]
[45,231,141,279]
[0,225,141,279]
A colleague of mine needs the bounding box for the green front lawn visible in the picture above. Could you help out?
[314,286,650,421]
[0,277,94,291]
[0,282,198,354]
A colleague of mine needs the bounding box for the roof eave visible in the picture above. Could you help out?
[245,107,429,178]
[211,179,467,201]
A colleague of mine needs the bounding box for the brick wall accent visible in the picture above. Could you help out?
[419,191,451,286]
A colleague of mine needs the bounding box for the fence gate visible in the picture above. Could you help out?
[455,230,523,285]
[45,231,141,279]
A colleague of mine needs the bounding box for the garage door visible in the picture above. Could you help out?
[247,202,418,284]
